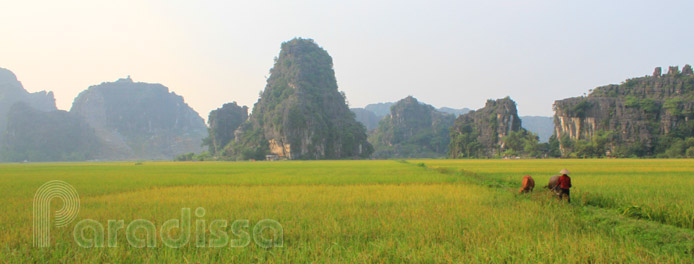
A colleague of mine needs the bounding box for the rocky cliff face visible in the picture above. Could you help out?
[449,97,524,158]
[0,68,57,143]
[206,102,248,154]
[369,96,454,158]
[553,65,694,156]
[70,77,207,160]
[229,38,372,160]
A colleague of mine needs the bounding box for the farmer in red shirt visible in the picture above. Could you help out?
[557,169,572,203]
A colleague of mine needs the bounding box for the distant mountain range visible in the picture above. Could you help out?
[351,102,471,132]
[351,101,553,143]
[520,116,553,143]
[0,64,554,161]
[3,39,688,161]
[0,69,207,162]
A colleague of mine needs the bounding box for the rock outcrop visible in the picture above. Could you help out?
[205,102,248,154]
[369,96,455,158]
[228,38,372,160]
[70,77,207,160]
[553,65,694,157]
[449,97,525,158]
[0,68,57,144]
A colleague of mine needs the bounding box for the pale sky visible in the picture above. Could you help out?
[2,0,693,120]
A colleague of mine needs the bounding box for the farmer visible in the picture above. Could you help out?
[557,169,572,203]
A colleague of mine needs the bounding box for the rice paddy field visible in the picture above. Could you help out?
[0,159,693,263]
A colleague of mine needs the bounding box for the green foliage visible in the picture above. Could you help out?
[228,38,372,160]
[546,134,562,158]
[566,99,592,118]
[559,131,615,158]
[664,97,684,116]
[557,70,694,158]
[370,96,454,158]
[449,98,540,158]
[448,121,482,158]
[174,152,212,161]
[657,137,694,158]
[227,123,269,161]
[500,130,545,158]
[625,96,660,113]
[204,102,248,154]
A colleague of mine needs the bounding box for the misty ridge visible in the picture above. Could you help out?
[1,38,693,162]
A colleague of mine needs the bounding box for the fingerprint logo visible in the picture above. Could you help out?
[33,180,80,247]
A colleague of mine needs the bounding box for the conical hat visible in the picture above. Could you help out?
[559,169,570,175]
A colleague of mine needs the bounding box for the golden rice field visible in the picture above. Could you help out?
[0,160,692,263]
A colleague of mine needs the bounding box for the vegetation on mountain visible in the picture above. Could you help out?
[554,64,694,158]
[449,97,556,158]
[227,38,372,160]
[369,96,454,158]
[203,102,248,154]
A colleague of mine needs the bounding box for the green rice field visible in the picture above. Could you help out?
[1,160,692,263]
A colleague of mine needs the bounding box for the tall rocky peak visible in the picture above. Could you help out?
[653,67,662,77]
[449,97,524,158]
[205,102,248,154]
[0,68,25,97]
[70,77,207,160]
[0,68,56,111]
[369,96,454,158]
[228,38,372,160]
[683,64,693,75]
[0,68,57,149]
[554,64,694,157]
[668,66,680,75]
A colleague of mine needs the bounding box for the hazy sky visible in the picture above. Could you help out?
[2,0,693,119]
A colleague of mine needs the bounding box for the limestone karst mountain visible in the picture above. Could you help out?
[227,38,372,160]
[70,77,207,160]
[449,97,534,158]
[204,102,248,154]
[369,96,455,158]
[553,65,694,157]
[0,68,57,142]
